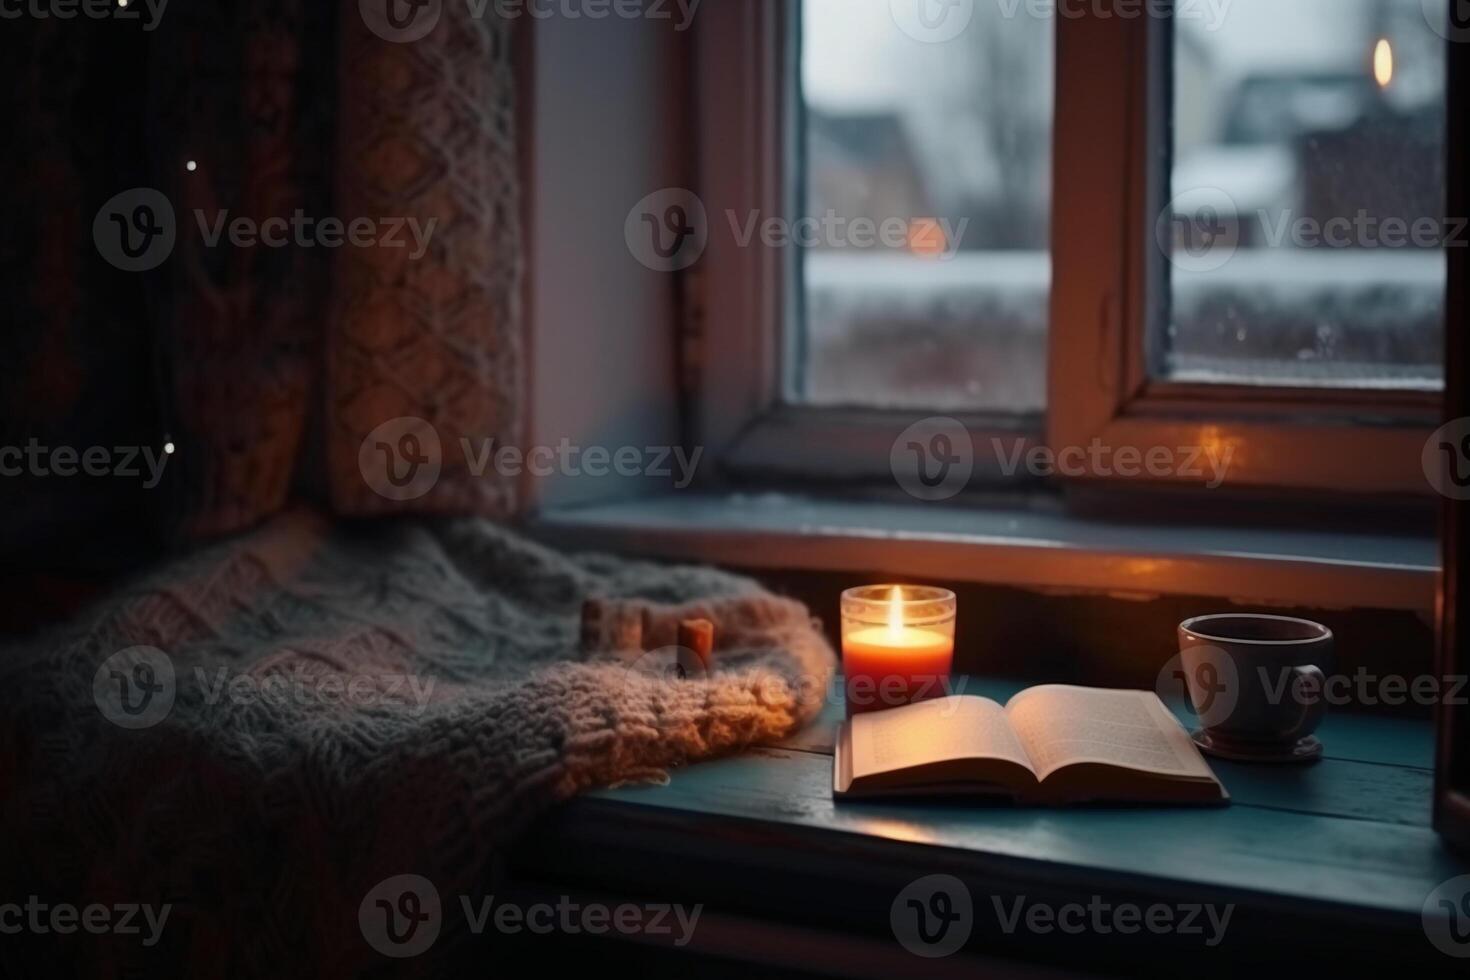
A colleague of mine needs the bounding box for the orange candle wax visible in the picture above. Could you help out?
[842,586,955,715]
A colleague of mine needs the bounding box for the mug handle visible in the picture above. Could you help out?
[1285,664,1327,739]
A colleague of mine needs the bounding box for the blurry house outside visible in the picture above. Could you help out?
[800,0,1445,411]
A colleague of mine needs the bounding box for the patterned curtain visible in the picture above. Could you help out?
[328,2,524,519]
[150,0,335,540]
[2,1,525,554]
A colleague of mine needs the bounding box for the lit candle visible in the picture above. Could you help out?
[841,585,956,716]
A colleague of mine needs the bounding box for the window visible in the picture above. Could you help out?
[797,0,1054,413]
[1163,0,1446,389]
[694,0,1443,497]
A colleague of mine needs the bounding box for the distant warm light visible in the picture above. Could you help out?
[118,0,128,6]
[164,441,176,455]
[185,160,197,172]
[907,218,948,258]
[887,585,904,638]
[1374,38,1393,89]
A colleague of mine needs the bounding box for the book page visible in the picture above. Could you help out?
[1005,686,1214,782]
[849,696,1035,779]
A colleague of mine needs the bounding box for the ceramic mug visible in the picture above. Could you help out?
[1176,613,1333,763]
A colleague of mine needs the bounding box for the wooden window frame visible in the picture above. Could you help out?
[691,0,1441,499]
[1050,10,1441,497]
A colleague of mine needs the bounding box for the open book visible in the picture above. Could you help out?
[834,686,1227,805]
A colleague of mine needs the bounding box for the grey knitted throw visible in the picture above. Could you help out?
[0,510,835,975]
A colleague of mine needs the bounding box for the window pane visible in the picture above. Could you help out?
[796,0,1053,412]
[1162,0,1445,389]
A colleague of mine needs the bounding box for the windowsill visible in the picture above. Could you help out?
[529,492,1437,612]
[508,677,1462,974]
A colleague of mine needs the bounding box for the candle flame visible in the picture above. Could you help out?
[887,586,904,637]
[1374,38,1393,89]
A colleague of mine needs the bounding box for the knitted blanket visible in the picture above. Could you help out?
[0,510,835,976]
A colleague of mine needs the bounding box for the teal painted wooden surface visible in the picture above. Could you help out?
[584,677,1463,923]
[590,748,1459,918]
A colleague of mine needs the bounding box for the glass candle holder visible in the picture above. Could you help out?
[841,585,956,716]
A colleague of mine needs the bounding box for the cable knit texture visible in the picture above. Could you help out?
[0,510,834,975]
